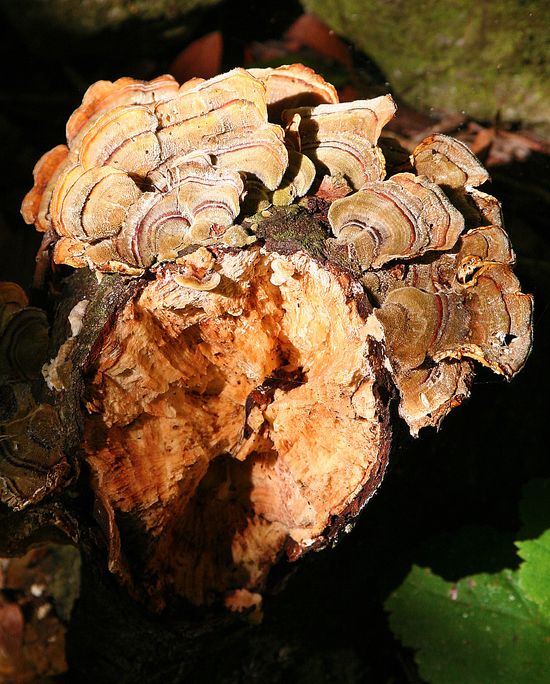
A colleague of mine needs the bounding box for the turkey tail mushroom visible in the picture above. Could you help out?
[327,172,464,269]
[248,63,339,122]
[0,283,69,510]
[281,96,396,189]
[411,133,490,188]
[13,64,533,611]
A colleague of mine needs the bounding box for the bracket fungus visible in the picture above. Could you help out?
[5,65,532,612]
[0,284,69,510]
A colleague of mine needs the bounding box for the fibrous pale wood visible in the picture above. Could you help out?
[83,245,390,608]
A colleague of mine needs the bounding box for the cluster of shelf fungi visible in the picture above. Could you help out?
[1,65,532,616]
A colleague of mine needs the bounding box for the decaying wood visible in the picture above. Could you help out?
[83,244,391,609]
[1,66,533,621]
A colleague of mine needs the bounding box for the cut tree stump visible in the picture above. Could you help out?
[0,65,533,681]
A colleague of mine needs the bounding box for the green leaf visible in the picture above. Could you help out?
[386,566,550,684]
[517,529,550,620]
[386,480,550,684]
[516,478,550,619]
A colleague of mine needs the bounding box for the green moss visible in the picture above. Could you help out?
[303,0,550,130]
[256,206,330,261]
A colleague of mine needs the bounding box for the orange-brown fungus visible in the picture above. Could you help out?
[83,247,388,606]
[14,64,533,610]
